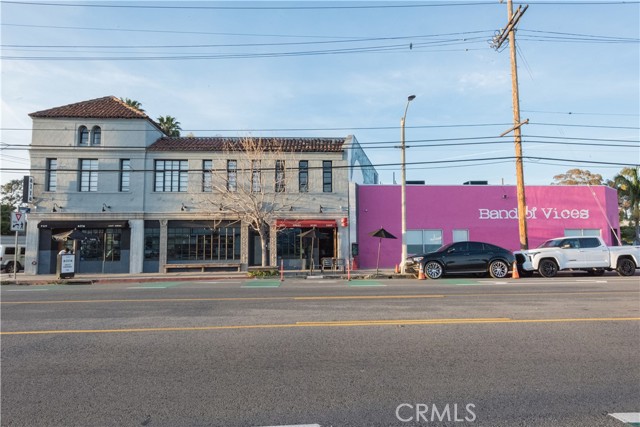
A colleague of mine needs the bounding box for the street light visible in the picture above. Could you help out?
[400,94,416,274]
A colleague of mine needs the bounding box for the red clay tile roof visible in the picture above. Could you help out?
[29,96,150,120]
[148,137,345,152]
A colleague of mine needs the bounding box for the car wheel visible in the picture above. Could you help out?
[424,261,443,279]
[616,258,636,277]
[538,259,558,278]
[489,260,509,279]
[5,262,15,274]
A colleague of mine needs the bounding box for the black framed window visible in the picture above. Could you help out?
[323,160,332,193]
[252,160,261,192]
[203,160,212,192]
[91,126,101,145]
[299,160,308,193]
[78,126,89,145]
[119,159,130,192]
[227,160,237,192]
[275,160,285,192]
[79,159,98,192]
[154,160,188,192]
[46,158,57,192]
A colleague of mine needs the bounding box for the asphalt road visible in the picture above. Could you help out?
[2,275,639,427]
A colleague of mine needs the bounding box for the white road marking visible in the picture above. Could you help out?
[256,424,321,427]
[5,289,49,292]
[127,286,167,289]
[609,413,640,424]
[576,279,608,283]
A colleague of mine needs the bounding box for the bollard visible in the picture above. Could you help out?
[394,264,400,274]
[280,259,284,282]
[347,258,351,281]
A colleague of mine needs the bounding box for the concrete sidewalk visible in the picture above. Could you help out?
[1,268,408,286]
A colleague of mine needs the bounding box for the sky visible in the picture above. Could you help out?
[1,0,639,188]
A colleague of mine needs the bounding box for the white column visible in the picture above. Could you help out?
[24,219,40,275]
[129,219,144,274]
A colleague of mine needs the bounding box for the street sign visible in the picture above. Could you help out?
[10,212,26,232]
[22,176,33,203]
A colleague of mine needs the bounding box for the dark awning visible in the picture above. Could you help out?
[276,219,337,228]
[39,220,129,229]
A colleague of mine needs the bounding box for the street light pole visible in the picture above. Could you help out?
[400,95,416,274]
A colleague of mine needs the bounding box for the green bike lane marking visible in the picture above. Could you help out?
[348,280,386,287]
[242,280,281,288]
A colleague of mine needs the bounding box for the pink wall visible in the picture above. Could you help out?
[356,185,620,269]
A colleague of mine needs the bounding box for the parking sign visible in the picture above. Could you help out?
[10,212,26,232]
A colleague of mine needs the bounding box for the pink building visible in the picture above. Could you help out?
[356,185,620,269]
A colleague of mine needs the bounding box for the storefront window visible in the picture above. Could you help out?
[144,225,160,260]
[167,223,240,262]
[78,229,122,262]
[407,229,442,254]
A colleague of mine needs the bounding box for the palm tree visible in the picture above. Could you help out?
[613,166,640,243]
[120,97,145,112]
[157,115,182,137]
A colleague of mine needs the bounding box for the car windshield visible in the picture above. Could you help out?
[538,239,563,248]
[436,243,454,252]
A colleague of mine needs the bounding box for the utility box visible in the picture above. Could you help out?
[57,254,75,279]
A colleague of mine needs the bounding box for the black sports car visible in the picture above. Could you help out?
[405,241,515,279]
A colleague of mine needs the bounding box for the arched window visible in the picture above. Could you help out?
[91,126,101,145]
[78,126,89,145]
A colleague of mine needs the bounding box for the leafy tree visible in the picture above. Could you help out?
[552,168,604,185]
[612,167,640,243]
[1,179,24,235]
[157,115,182,137]
[1,204,14,235]
[1,179,23,209]
[120,97,145,112]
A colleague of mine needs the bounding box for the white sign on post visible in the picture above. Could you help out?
[10,212,26,232]
[60,254,75,274]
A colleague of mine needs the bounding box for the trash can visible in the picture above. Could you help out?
[57,253,75,279]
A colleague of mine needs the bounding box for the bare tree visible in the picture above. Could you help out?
[199,137,302,266]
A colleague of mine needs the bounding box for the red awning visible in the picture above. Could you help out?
[276,219,337,228]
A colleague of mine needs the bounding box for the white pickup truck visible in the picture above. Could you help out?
[515,236,640,277]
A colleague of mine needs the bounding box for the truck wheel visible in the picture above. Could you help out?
[616,258,636,276]
[538,259,558,278]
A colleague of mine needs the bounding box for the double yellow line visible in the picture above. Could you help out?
[2,317,638,336]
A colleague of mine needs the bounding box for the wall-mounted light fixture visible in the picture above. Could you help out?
[181,203,187,212]
[319,205,324,213]
[52,203,62,212]
[102,203,111,212]
[219,205,223,211]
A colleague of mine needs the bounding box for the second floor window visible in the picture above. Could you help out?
[252,160,261,192]
[154,160,188,192]
[299,160,308,193]
[79,159,98,192]
[91,126,101,145]
[78,126,89,145]
[203,160,212,192]
[275,160,285,192]
[119,159,130,192]
[323,160,332,193]
[46,158,57,192]
[227,160,237,192]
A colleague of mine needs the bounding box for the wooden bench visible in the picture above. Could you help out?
[163,262,242,273]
